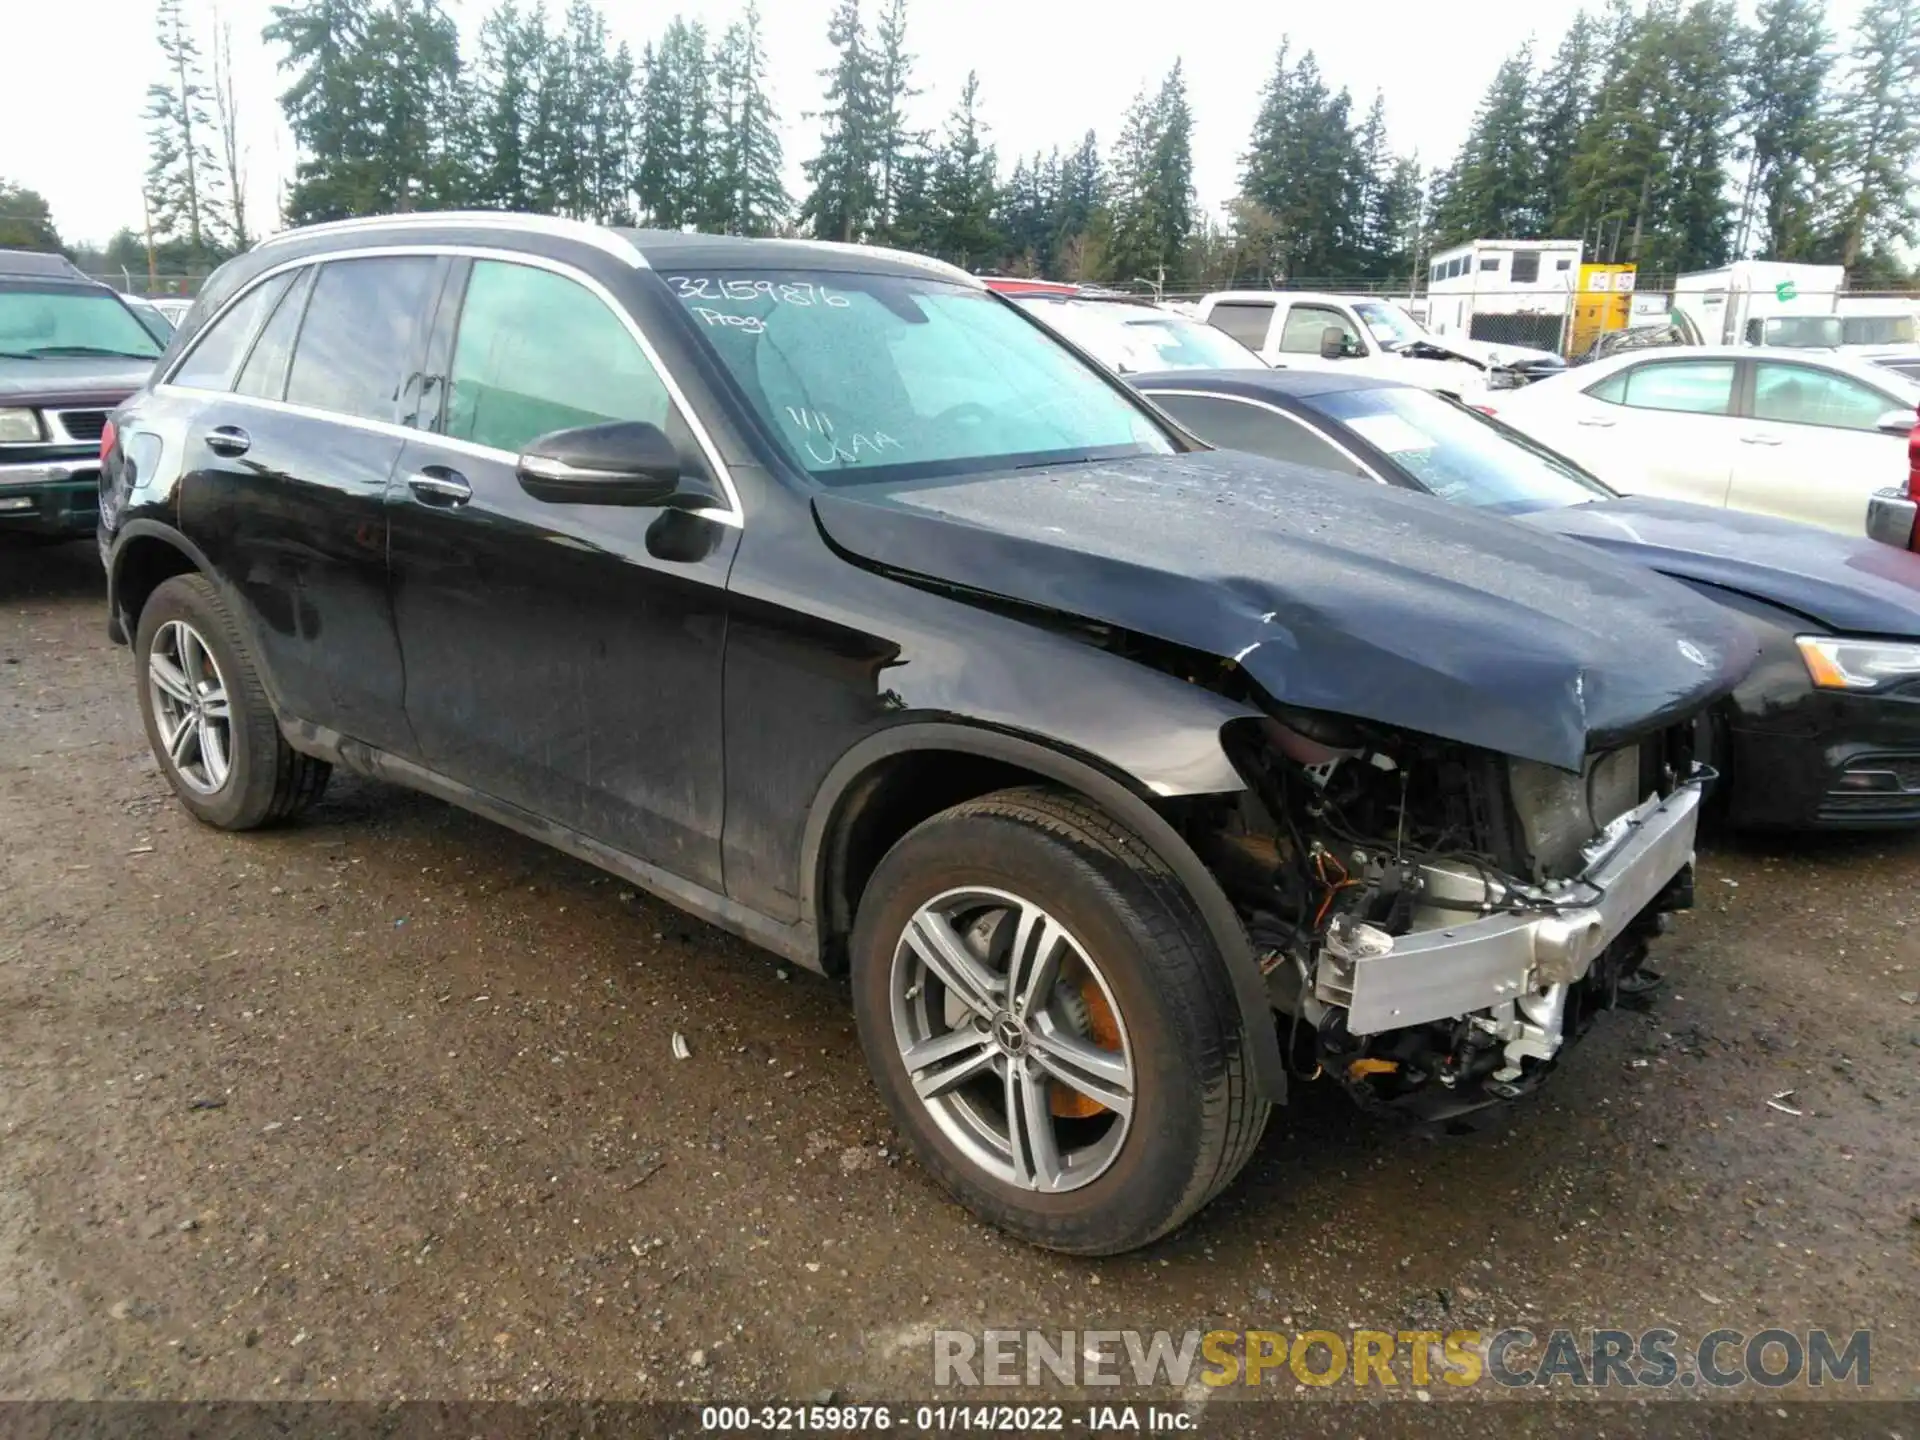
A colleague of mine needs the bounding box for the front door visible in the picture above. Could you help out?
[386,255,738,889]
[1552,356,1740,506]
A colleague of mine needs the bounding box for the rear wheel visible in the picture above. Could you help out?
[850,787,1268,1254]
[135,574,330,830]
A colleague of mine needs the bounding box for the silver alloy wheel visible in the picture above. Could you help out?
[147,618,233,795]
[889,887,1135,1193]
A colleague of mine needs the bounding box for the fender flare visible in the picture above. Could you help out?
[800,721,1286,1103]
[105,518,219,644]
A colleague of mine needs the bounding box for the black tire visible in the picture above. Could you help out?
[134,573,330,830]
[850,786,1269,1255]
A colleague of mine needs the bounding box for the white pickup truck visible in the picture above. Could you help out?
[1193,290,1565,393]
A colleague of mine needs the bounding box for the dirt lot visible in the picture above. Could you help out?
[3,540,1917,1419]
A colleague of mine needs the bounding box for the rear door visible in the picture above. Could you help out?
[1726,358,1910,533]
[172,255,442,754]
[386,254,738,889]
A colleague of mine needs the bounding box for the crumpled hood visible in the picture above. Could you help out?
[1519,495,1920,637]
[813,451,1756,770]
[1413,334,1562,372]
[0,355,153,404]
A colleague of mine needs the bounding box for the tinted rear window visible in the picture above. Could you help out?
[284,258,437,423]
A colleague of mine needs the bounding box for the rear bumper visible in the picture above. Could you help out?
[0,458,99,538]
[1320,785,1701,1035]
[1865,487,1917,550]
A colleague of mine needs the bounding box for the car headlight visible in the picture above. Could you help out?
[0,408,42,443]
[1797,635,1920,690]
[1485,369,1524,390]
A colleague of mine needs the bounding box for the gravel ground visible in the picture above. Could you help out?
[2,540,1916,1423]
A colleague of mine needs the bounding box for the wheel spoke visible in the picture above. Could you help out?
[905,909,1002,1020]
[148,651,194,706]
[178,626,206,690]
[903,1024,994,1073]
[1028,1025,1133,1119]
[200,719,230,788]
[166,712,200,767]
[198,684,230,722]
[911,1037,999,1099]
[1004,901,1067,1021]
[1005,1058,1063,1191]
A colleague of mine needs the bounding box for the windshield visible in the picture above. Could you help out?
[1352,301,1426,352]
[1843,314,1917,346]
[1759,315,1843,349]
[1310,384,1611,514]
[1015,297,1266,373]
[667,271,1174,484]
[0,283,164,360]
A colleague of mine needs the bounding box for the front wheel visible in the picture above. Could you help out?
[850,787,1268,1254]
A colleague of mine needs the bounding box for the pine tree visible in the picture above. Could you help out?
[1532,12,1598,233]
[1738,0,1832,259]
[1565,0,1671,262]
[1649,0,1741,274]
[710,0,788,235]
[145,0,224,256]
[1239,43,1363,280]
[1108,61,1196,290]
[361,0,465,214]
[1053,130,1107,271]
[1431,45,1538,246]
[799,0,879,242]
[927,71,1001,267]
[209,19,250,247]
[871,0,923,235]
[469,1,540,210]
[265,0,381,222]
[1829,0,1920,267]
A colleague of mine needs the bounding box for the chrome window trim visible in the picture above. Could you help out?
[253,212,649,269]
[158,243,744,528]
[1139,388,1387,483]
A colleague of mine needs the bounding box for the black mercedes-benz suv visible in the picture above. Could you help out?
[99,213,1754,1253]
[0,250,163,543]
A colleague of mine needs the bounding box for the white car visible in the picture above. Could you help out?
[1492,346,1920,535]
[1194,290,1564,395]
[1006,293,1268,374]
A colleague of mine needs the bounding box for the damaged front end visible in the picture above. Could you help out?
[1198,711,1705,1121]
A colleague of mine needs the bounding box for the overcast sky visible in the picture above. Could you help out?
[0,0,1871,250]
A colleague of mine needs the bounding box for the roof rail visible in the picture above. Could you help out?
[252,212,648,268]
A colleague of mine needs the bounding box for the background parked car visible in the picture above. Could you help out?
[1134,367,1920,830]
[0,249,165,545]
[987,284,1266,374]
[122,294,175,344]
[1194,289,1562,393]
[1491,345,1920,536]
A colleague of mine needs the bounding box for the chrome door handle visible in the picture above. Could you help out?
[205,425,250,457]
[1575,417,1616,428]
[407,469,471,505]
[1739,434,1784,446]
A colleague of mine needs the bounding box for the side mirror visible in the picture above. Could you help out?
[1877,408,1918,438]
[1319,326,1351,361]
[516,420,715,509]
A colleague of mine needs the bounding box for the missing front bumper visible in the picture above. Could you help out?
[1317,784,1702,1036]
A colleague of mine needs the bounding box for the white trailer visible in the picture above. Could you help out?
[1423,239,1583,351]
[1671,260,1845,348]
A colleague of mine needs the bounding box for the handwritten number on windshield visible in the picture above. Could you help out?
[669,276,850,308]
